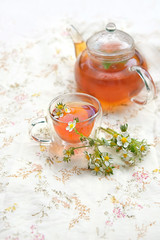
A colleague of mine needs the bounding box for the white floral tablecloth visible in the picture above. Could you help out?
[1,19,160,240]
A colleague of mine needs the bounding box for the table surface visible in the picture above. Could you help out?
[1,1,160,239]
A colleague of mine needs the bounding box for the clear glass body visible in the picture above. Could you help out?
[75,49,148,109]
[49,93,102,143]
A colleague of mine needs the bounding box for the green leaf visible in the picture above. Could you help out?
[102,60,128,70]
[70,148,75,155]
[129,144,136,153]
[89,139,95,146]
[120,124,128,132]
[101,138,109,146]
[74,117,79,123]
[80,136,86,142]
[102,62,112,70]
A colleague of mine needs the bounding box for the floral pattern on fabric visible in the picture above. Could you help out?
[0,19,160,240]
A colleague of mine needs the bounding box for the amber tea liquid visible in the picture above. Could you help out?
[52,102,97,143]
[75,50,147,110]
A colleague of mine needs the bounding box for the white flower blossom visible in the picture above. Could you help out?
[91,167,103,176]
[104,161,110,167]
[121,150,132,161]
[117,132,131,148]
[53,109,64,119]
[66,120,76,132]
[64,106,71,113]
[140,144,148,156]
[102,152,113,166]
[95,162,100,167]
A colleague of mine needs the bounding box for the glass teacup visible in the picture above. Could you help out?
[29,93,102,145]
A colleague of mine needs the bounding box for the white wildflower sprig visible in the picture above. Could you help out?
[117,132,131,148]
[65,118,80,132]
[62,120,150,175]
[100,124,150,164]
[88,150,114,176]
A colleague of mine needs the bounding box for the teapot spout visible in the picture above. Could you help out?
[67,25,86,58]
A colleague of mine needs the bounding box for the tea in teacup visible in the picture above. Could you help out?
[51,101,97,143]
[29,93,102,145]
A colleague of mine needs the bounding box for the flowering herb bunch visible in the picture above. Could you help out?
[63,121,149,176]
[52,102,71,118]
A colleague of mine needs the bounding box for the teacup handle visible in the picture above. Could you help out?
[129,66,156,105]
[29,117,51,144]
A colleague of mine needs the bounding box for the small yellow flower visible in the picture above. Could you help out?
[85,154,90,161]
[105,167,112,173]
[65,150,71,156]
[95,158,100,162]
[94,166,100,172]
[54,110,63,118]
[140,144,148,155]
[121,137,127,144]
[117,132,131,148]
[104,155,110,161]
[66,120,76,132]
[64,106,71,113]
[57,104,64,110]
[113,133,118,138]
[140,145,145,152]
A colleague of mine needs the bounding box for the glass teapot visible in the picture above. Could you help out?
[69,23,156,110]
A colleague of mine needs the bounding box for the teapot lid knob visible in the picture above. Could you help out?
[106,22,116,32]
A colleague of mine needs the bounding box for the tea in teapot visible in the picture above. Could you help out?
[70,23,156,110]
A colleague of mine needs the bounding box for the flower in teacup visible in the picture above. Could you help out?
[117,132,131,148]
[53,109,64,118]
[64,106,71,113]
[66,120,77,132]
[56,102,65,110]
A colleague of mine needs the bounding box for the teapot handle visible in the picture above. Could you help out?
[129,66,156,105]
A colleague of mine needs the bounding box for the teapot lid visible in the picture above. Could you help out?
[86,23,135,62]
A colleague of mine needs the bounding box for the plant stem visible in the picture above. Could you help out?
[71,144,104,151]
[74,127,102,144]
[100,127,118,136]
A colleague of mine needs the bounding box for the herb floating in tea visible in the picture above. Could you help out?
[102,60,127,70]
[102,62,112,70]
[63,120,149,176]
[52,102,71,119]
